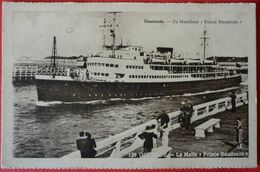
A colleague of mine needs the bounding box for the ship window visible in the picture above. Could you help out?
[95,63,97,66]
[110,64,114,67]
[94,72,97,75]
[138,75,141,78]
[135,75,138,78]
[129,75,132,78]
[102,63,105,66]
[106,63,109,67]
[97,73,100,76]
[135,48,137,51]
[105,73,109,76]
[141,75,144,78]
[115,64,119,68]
[101,73,104,76]
[129,66,132,69]
[126,65,129,69]
[98,63,101,66]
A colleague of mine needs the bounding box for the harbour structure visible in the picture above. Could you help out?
[35,12,241,102]
[61,93,248,158]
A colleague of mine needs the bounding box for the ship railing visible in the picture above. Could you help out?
[61,93,248,159]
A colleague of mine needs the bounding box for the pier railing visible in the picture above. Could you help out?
[12,65,69,82]
[12,66,38,80]
[61,93,248,158]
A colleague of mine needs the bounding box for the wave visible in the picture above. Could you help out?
[35,101,63,106]
[35,100,105,106]
[35,98,126,107]
[109,98,126,101]
[129,97,154,101]
[182,86,240,97]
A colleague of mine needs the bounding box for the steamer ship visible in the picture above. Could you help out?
[35,12,241,102]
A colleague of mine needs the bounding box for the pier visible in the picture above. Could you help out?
[12,66,38,84]
[12,65,68,84]
[61,93,248,158]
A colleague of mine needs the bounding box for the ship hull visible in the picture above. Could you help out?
[36,76,241,102]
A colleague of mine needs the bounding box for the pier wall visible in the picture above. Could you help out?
[61,93,248,158]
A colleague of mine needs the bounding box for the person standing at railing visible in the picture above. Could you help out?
[180,100,193,130]
[76,131,88,158]
[235,117,243,149]
[179,101,186,129]
[156,110,170,147]
[84,132,97,158]
[186,100,194,130]
[230,91,237,112]
[139,125,158,153]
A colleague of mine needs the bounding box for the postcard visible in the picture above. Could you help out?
[1,2,256,168]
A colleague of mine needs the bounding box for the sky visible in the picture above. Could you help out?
[8,4,253,61]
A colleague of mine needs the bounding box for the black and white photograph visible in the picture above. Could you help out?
[2,2,257,168]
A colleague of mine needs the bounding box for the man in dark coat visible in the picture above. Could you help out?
[139,125,158,153]
[230,91,237,112]
[185,100,194,129]
[85,132,97,158]
[179,101,186,128]
[76,131,88,158]
[156,110,170,137]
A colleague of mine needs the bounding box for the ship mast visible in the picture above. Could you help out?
[108,11,121,58]
[50,36,57,72]
[99,14,108,49]
[200,28,210,60]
